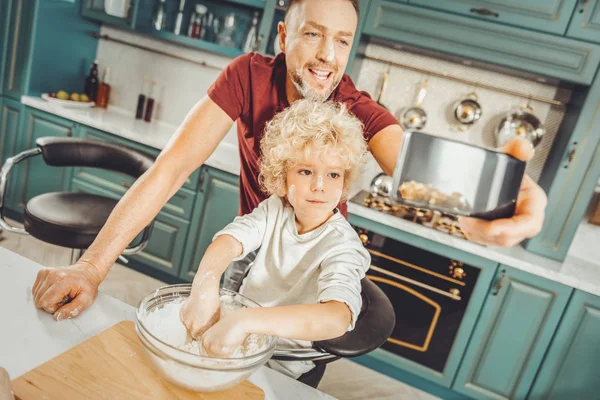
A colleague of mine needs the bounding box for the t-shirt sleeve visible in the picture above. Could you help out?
[317,244,371,331]
[212,196,272,261]
[207,53,252,121]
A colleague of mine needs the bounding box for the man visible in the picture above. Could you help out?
[31,0,547,321]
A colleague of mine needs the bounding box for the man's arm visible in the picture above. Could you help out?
[32,96,234,319]
[368,124,547,246]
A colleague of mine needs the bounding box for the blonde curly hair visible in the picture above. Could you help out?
[259,99,367,202]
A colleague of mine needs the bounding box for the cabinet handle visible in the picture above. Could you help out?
[67,128,72,137]
[492,269,506,296]
[580,0,589,13]
[199,171,205,187]
[564,142,577,169]
[470,8,500,18]
[121,181,132,189]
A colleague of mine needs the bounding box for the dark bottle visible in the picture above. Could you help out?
[136,78,150,120]
[83,61,99,102]
[144,80,156,122]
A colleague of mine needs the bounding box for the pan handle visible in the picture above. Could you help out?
[415,80,428,107]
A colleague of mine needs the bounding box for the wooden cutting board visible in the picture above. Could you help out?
[12,320,264,400]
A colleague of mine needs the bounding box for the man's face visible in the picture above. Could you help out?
[279,0,358,102]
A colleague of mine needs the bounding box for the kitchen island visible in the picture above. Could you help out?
[0,247,334,400]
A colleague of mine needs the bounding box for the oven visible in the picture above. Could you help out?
[353,226,480,373]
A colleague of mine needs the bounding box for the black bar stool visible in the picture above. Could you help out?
[0,137,156,263]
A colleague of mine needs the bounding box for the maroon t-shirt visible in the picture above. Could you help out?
[207,52,398,217]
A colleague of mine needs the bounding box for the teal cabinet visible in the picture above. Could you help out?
[2,0,35,100]
[410,0,577,35]
[363,0,600,85]
[179,166,239,282]
[567,0,600,43]
[70,177,190,277]
[0,97,22,210]
[74,125,199,219]
[528,290,600,399]
[0,0,10,96]
[12,108,75,213]
[525,71,600,260]
[453,266,572,400]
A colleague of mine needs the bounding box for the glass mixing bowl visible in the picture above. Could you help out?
[135,284,277,392]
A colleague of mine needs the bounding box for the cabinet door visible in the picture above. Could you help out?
[0,0,10,96]
[71,177,190,278]
[567,0,600,43]
[2,0,34,100]
[364,1,600,85]
[410,0,577,35]
[13,108,75,212]
[528,290,600,399]
[453,266,572,400]
[0,97,22,211]
[179,167,239,282]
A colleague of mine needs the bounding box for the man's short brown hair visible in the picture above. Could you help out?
[285,0,360,22]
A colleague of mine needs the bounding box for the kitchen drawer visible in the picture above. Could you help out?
[71,177,190,278]
[364,0,600,84]
[410,0,577,35]
[75,125,202,192]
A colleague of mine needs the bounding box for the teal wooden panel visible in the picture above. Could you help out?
[0,97,23,211]
[71,177,190,277]
[453,266,572,400]
[179,167,239,282]
[0,0,11,96]
[525,73,600,260]
[75,124,201,191]
[410,0,577,35]
[567,0,600,44]
[348,213,497,386]
[528,290,600,399]
[347,0,371,80]
[364,0,600,84]
[27,0,100,96]
[3,0,35,100]
[13,107,75,212]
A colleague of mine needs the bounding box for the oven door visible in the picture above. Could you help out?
[354,227,480,373]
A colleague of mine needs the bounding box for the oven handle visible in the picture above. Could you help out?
[369,265,462,301]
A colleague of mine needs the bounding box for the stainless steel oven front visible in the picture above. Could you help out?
[353,226,481,373]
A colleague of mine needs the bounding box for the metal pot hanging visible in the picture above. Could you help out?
[496,104,545,148]
[399,80,428,130]
[453,92,482,127]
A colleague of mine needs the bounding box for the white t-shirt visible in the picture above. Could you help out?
[213,195,370,378]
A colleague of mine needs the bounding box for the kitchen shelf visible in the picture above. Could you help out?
[80,4,137,30]
[226,0,266,8]
[151,30,244,58]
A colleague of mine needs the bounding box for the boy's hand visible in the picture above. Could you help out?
[180,288,221,339]
[201,311,248,357]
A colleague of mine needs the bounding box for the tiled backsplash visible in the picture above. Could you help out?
[353,43,571,193]
[95,27,569,194]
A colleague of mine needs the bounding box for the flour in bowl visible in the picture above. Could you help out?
[142,297,266,358]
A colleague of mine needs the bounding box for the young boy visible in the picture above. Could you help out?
[181,99,370,378]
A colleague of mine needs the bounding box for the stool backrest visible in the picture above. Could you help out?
[36,137,155,179]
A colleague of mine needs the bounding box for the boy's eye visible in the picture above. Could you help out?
[299,169,312,176]
[329,173,340,179]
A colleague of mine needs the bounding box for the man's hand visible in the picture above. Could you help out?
[32,262,104,321]
[180,287,221,340]
[459,137,548,246]
[201,311,248,357]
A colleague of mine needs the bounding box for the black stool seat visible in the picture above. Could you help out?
[24,192,118,249]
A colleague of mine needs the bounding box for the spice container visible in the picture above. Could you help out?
[144,80,157,123]
[96,67,112,109]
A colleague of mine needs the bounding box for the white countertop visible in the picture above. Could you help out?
[21,96,600,297]
[21,96,241,176]
[0,247,334,400]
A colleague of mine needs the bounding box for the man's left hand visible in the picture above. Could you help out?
[458,137,548,247]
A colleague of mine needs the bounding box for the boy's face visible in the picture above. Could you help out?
[279,0,358,102]
[286,146,345,222]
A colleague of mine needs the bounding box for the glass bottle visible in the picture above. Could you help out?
[216,13,237,48]
[83,60,99,102]
[144,80,157,123]
[153,0,167,31]
[96,67,112,109]
[243,11,260,53]
[136,78,150,120]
